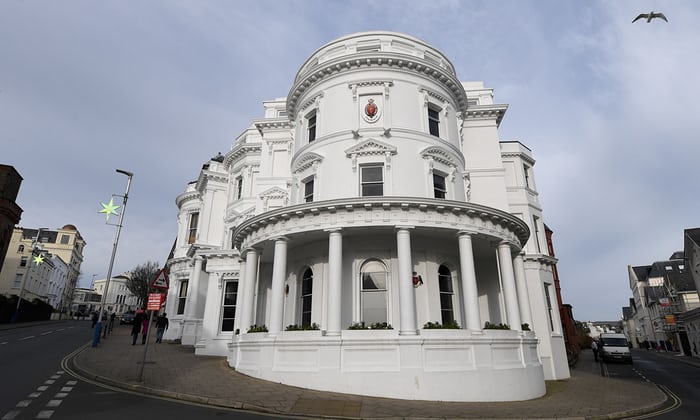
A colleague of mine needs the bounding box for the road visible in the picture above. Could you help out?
[602,349,700,419]
[0,320,284,419]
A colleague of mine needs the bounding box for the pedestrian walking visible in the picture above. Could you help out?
[91,312,98,328]
[591,339,599,362]
[155,312,169,343]
[131,312,144,345]
[108,312,116,333]
[141,316,150,345]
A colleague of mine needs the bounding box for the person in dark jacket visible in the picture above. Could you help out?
[155,313,169,343]
[131,312,144,345]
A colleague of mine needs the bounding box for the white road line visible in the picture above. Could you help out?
[50,375,60,379]
[1,410,20,419]
[56,328,65,331]
[15,400,31,408]
[29,392,41,398]
[1,342,8,345]
[40,331,53,336]
[59,387,72,392]
[44,380,55,385]
[66,380,77,385]
[37,386,48,391]
[36,410,54,419]
[54,393,68,398]
[56,370,64,374]
[18,336,35,341]
[46,400,62,408]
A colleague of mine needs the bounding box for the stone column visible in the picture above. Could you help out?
[232,257,246,334]
[185,255,204,319]
[396,226,417,335]
[513,252,533,329]
[326,229,342,336]
[458,232,481,331]
[240,247,259,333]
[268,237,288,334]
[497,242,522,331]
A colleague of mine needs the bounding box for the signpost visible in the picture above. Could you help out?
[138,270,169,382]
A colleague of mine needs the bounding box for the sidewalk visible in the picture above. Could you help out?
[68,324,668,419]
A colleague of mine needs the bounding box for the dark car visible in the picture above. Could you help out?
[119,311,136,325]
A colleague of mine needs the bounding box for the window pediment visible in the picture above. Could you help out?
[420,146,456,167]
[259,186,289,201]
[292,152,324,173]
[344,138,397,158]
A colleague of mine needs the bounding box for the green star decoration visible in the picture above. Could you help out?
[33,254,44,265]
[99,197,120,221]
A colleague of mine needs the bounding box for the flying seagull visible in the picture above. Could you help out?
[633,11,668,23]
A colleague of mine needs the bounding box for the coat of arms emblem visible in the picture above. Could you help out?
[365,99,378,118]
[362,98,380,123]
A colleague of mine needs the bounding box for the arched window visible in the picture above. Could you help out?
[438,265,454,324]
[300,268,313,327]
[18,245,24,253]
[360,260,388,324]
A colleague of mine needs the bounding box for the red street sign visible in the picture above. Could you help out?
[151,268,169,290]
[147,293,166,310]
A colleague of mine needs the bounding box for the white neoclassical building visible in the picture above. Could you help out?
[164,31,570,402]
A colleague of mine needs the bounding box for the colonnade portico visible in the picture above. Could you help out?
[231,201,531,335]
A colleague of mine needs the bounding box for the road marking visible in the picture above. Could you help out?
[18,336,35,341]
[1,342,7,345]
[15,400,31,408]
[44,380,55,385]
[50,375,60,379]
[66,380,77,385]
[29,392,41,398]
[40,331,53,336]
[54,393,68,398]
[37,386,48,391]
[59,387,72,392]
[56,370,64,374]
[56,328,65,331]
[1,410,20,419]
[46,400,62,408]
[36,411,54,419]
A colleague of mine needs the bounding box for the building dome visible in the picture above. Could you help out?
[61,224,77,231]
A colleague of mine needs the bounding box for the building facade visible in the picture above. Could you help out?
[0,226,85,313]
[164,31,570,402]
[92,273,141,314]
[0,165,23,274]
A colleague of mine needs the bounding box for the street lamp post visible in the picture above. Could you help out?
[93,169,133,347]
[11,227,48,323]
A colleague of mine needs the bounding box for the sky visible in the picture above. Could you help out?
[2,0,698,322]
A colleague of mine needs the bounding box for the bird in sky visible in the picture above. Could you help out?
[633,11,668,23]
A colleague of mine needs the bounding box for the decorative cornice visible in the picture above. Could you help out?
[175,190,201,208]
[287,53,468,117]
[255,118,293,134]
[259,186,288,200]
[232,197,530,251]
[223,143,263,170]
[501,151,535,166]
[464,104,508,126]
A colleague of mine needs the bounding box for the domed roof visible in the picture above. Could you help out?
[61,224,77,231]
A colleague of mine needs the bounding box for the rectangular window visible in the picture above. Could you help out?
[544,283,555,332]
[177,280,188,315]
[532,215,541,253]
[428,107,440,137]
[60,235,70,244]
[303,179,314,202]
[523,164,531,189]
[307,111,317,142]
[13,274,22,288]
[361,165,383,196]
[221,281,238,332]
[20,256,27,267]
[235,177,243,200]
[187,213,199,245]
[433,173,447,199]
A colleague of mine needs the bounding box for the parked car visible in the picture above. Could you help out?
[119,311,136,325]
